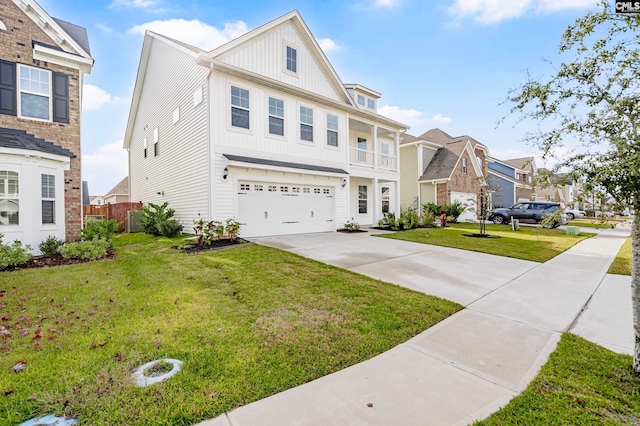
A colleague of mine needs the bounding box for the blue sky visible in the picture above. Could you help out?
[38,0,601,194]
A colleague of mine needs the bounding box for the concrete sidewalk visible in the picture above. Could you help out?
[198,228,630,426]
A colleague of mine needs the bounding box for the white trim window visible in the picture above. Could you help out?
[461,157,468,174]
[0,170,18,225]
[358,185,367,214]
[300,106,313,142]
[18,64,51,121]
[367,98,375,109]
[268,97,284,136]
[357,94,365,106]
[143,137,148,158]
[41,174,55,225]
[327,114,338,147]
[153,127,159,157]
[286,45,297,73]
[231,86,250,129]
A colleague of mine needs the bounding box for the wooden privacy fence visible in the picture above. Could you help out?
[83,202,143,231]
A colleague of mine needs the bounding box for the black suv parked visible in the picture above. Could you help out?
[488,202,567,227]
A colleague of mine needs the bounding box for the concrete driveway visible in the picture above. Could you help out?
[198,228,631,426]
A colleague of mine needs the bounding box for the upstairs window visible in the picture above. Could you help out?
[41,174,55,224]
[461,157,467,174]
[327,114,338,147]
[357,94,365,106]
[367,98,375,109]
[286,46,297,73]
[231,86,250,129]
[268,97,284,136]
[0,170,18,225]
[300,106,313,142]
[153,127,159,156]
[19,65,50,121]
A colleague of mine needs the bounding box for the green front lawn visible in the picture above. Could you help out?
[609,237,632,275]
[376,223,591,262]
[0,233,460,425]
[477,334,640,425]
[569,219,618,229]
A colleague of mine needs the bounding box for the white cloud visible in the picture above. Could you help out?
[448,0,598,24]
[110,0,158,8]
[318,38,341,52]
[83,84,118,111]
[374,0,400,6]
[128,19,249,51]
[378,105,452,133]
[96,23,113,33]
[82,140,128,195]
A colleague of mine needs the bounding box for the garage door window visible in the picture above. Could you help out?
[358,185,367,213]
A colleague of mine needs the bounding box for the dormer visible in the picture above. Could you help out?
[344,84,380,113]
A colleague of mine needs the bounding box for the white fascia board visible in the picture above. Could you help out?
[400,140,440,150]
[33,44,93,73]
[0,147,72,166]
[226,160,346,179]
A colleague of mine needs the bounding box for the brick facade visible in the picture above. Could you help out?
[0,0,82,241]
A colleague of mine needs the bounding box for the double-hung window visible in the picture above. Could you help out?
[327,114,338,147]
[357,94,365,106]
[19,65,50,121]
[367,99,375,109]
[268,97,284,136]
[286,46,297,73]
[358,185,368,214]
[231,86,250,129]
[41,174,55,224]
[300,106,313,142]
[0,171,18,225]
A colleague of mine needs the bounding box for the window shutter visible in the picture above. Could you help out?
[0,60,16,116]
[52,72,69,124]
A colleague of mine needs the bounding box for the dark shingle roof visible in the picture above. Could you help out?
[105,176,129,197]
[418,147,459,181]
[504,157,534,171]
[224,154,348,175]
[53,17,91,55]
[399,133,422,145]
[0,128,75,158]
[418,128,454,146]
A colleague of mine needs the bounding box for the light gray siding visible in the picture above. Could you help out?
[128,38,210,226]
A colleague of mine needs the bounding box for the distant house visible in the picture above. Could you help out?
[487,156,537,208]
[103,176,129,204]
[123,10,407,237]
[89,195,104,206]
[399,128,488,222]
[0,0,93,250]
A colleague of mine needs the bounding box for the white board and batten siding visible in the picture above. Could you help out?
[128,37,210,226]
[217,22,344,102]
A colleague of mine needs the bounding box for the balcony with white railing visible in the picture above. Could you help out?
[377,153,397,171]
[350,147,375,167]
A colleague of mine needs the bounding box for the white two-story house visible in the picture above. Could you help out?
[123,10,407,237]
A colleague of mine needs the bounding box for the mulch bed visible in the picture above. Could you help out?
[337,229,367,233]
[1,249,116,272]
[177,239,249,253]
[462,233,501,239]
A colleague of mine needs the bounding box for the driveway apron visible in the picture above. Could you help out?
[198,228,630,426]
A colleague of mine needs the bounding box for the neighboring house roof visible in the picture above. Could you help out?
[52,17,91,55]
[504,157,535,171]
[418,147,460,181]
[399,133,423,145]
[224,154,348,175]
[419,128,454,146]
[536,186,564,202]
[105,176,129,197]
[488,168,529,186]
[0,128,75,158]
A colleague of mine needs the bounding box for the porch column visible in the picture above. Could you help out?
[395,181,401,215]
[372,125,378,169]
[372,178,379,225]
[395,131,400,171]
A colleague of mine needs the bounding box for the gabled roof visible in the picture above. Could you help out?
[0,128,74,158]
[419,139,484,183]
[52,17,91,55]
[105,176,129,197]
[400,133,423,145]
[419,128,454,146]
[199,10,355,107]
[505,157,535,172]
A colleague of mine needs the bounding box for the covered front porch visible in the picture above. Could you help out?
[348,176,400,227]
[348,117,400,172]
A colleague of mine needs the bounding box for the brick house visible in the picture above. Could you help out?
[0,0,93,250]
[400,128,488,222]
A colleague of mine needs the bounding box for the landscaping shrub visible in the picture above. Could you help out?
[343,221,361,231]
[205,220,224,243]
[400,207,419,229]
[58,238,110,260]
[444,201,466,223]
[81,218,119,246]
[226,218,241,241]
[0,234,32,270]
[386,212,399,230]
[135,202,177,236]
[156,219,183,238]
[419,211,435,227]
[423,202,442,216]
[38,235,64,256]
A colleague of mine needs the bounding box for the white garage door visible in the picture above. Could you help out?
[450,192,477,222]
[238,181,334,237]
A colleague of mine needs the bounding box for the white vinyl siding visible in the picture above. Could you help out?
[128,37,210,225]
[217,22,343,101]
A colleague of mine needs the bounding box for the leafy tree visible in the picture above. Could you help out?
[503,1,640,371]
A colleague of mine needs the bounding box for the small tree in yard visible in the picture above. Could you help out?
[503,1,640,371]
